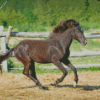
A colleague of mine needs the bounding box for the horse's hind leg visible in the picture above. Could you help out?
[15,55,46,89]
[23,62,40,87]
[23,62,46,89]
[52,56,68,86]
[29,60,47,89]
[29,60,37,80]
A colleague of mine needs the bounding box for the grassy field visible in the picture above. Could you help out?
[4,36,100,73]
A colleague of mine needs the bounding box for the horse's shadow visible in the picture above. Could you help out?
[17,84,100,91]
[17,85,49,90]
[55,84,100,91]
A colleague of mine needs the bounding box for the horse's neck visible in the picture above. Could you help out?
[60,30,73,50]
[49,29,73,50]
[57,30,65,34]
[49,31,64,39]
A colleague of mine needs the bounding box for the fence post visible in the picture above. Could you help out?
[1,37,7,72]
[0,26,8,72]
[6,26,13,47]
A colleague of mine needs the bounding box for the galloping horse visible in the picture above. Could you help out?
[0,25,87,89]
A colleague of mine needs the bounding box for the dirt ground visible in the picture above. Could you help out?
[0,72,100,100]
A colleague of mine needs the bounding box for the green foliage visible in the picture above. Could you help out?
[23,8,37,23]
[14,22,46,32]
[87,67,100,71]
[0,0,100,31]
[7,59,15,69]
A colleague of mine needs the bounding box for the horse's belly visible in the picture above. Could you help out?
[30,53,50,63]
[32,57,50,63]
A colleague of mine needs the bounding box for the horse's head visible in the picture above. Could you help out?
[53,19,79,34]
[72,26,87,46]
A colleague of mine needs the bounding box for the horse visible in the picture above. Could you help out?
[0,26,87,90]
[30,19,85,88]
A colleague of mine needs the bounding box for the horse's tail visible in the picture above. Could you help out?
[0,48,14,73]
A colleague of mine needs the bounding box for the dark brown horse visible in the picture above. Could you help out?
[0,25,87,90]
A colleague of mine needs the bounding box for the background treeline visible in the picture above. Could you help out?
[0,0,100,32]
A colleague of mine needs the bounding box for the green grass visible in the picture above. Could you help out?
[8,67,100,74]
[69,56,100,65]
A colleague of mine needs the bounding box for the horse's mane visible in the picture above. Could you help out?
[49,19,79,39]
[53,19,77,34]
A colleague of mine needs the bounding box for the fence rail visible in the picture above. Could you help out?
[70,50,100,57]
[0,26,100,72]
[0,32,100,38]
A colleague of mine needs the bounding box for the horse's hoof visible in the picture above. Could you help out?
[43,87,49,90]
[51,83,57,86]
[51,83,56,86]
[73,81,77,88]
[39,86,49,90]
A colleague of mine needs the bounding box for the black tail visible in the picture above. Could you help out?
[0,48,14,63]
[0,48,14,73]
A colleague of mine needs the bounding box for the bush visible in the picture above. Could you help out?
[14,22,46,32]
[0,0,100,31]
[7,59,15,69]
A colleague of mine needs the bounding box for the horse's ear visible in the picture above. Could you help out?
[74,22,79,26]
[67,21,79,28]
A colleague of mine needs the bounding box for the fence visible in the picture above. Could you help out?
[0,26,100,72]
[0,26,13,72]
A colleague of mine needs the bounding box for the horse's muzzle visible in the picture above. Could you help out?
[82,40,87,46]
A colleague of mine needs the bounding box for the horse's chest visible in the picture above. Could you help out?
[61,49,70,59]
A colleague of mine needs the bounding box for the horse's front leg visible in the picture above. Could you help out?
[67,63,78,87]
[52,55,68,86]
[61,59,78,87]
